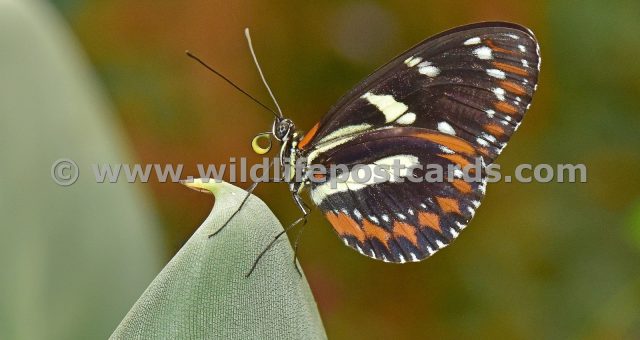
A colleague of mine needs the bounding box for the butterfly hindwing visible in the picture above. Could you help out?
[307,127,486,262]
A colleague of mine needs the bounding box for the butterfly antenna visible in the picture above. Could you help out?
[185,50,280,119]
[244,28,284,119]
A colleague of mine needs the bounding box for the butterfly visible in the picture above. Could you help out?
[190,21,540,267]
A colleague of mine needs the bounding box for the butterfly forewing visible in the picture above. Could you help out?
[299,22,539,163]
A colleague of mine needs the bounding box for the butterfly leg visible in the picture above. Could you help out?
[208,160,281,238]
[290,192,311,276]
[208,181,260,238]
[245,213,307,278]
[291,220,308,277]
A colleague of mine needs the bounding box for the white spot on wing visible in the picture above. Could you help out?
[437,121,456,135]
[361,92,408,123]
[369,215,379,224]
[418,64,440,77]
[373,154,420,181]
[398,254,406,263]
[395,112,416,125]
[522,59,529,68]
[498,142,508,153]
[435,240,446,248]
[404,56,422,67]
[374,155,419,167]
[467,206,475,217]
[450,228,459,238]
[492,87,506,101]
[410,252,419,262]
[485,109,495,118]
[518,45,526,53]
[353,209,362,219]
[311,182,366,205]
[318,123,372,144]
[487,68,507,79]
[464,37,481,45]
[473,46,493,60]
[479,181,487,194]
[481,133,497,143]
[476,137,490,147]
[487,69,506,79]
[440,146,454,154]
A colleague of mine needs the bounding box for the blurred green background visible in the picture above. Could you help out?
[3,0,640,338]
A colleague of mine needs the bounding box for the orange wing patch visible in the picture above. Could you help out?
[492,61,528,76]
[451,179,473,194]
[435,196,462,215]
[392,221,418,247]
[478,147,491,158]
[411,132,476,156]
[325,211,365,243]
[485,39,518,56]
[494,101,518,115]
[312,172,326,180]
[484,123,506,137]
[438,153,471,168]
[297,122,320,150]
[362,219,390,247]
[418,211,441,233]
[500,80,527,96]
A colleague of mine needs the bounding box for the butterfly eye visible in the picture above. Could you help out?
[273,118,295,141]
[251,132,273,155]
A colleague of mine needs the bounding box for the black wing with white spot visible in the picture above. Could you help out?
[297,21,540,163]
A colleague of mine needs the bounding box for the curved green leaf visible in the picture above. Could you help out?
[111,180,326,339]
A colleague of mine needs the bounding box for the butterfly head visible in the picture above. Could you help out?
[250,118,295,155]
[272,118,295,142]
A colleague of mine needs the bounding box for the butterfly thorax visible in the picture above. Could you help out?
[276,127,307,194]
